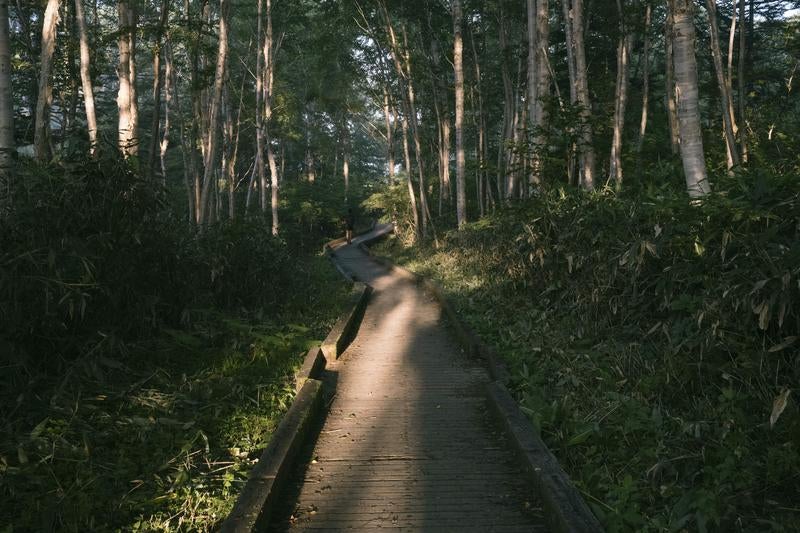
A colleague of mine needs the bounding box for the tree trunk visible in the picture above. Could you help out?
[0,0,14,201]
[160,36,174,180]
[531,0,550,186]
[499,3,515,198]
[636,2,651,153]
[705,0,739,170]
[571,0,596,189]
[669,0,710,198]
[453,0,466,228]
[738,0,747,162]
[562,0,578,184]
[117,0,135,157]
[74,0,98,156]
[610,0,630,187]
[128,1,138,154]
[147,0,170,178]
[34,0,61,162]
[250,0,264,213]
[197,0,229,225]
[265,0,279,234]
[382,87,395,181]
[665,3,680,155]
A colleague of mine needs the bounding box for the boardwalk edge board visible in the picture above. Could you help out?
[358,229,603,533]
[220,378,324,533]
[320,282,372,362]
[486,382,604,533]
[222,232,377,533]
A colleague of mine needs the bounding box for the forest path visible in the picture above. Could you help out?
[268,226,546,532]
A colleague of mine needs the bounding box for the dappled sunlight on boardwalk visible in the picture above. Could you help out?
[269,227,545,531]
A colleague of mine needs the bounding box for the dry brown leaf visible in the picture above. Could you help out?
[770,389,791,429]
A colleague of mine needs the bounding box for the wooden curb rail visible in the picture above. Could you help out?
[358,235,603,533]
[221,239,372,533]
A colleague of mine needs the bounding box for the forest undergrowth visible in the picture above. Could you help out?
[0,156,350,531]
[374,171,800,532]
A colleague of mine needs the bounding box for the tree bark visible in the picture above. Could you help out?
[570,0,596,189]
[249,0,264,213]
[705,0,739,170]
[74,0,98,156]
[382,87,395,181]
[636,3,651,153]
[665,3,680,155]
[198,0,229,225]
[610,0,630,187]
[561,0,578,184]
[34,0,61,162]
[264,0,279,234]
[669,0,711,198]
[147,0,170,178]
[117,0,135,157]
[530,0,550,186]
[0,0,13,202]
[453,0,466,228]
[738,0,747,162]
[499,2,515,198]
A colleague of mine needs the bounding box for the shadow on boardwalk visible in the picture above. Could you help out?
[268,229,547,532]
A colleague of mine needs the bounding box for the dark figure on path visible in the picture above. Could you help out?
[344,208,355,244]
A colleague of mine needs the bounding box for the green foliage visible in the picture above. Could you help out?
[0,155,352,530]
[0,156,302,371]
[377,171,800,531]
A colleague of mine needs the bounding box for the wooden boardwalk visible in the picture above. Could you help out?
[268,227,547,532]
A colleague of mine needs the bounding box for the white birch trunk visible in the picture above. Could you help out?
[198,0,229,224]
[34,0,61,162]
[74,0,98,156]
[669,0,711,198]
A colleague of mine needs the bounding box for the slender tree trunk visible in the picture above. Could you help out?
[147,0,170,178]
[531,0,550,186]
[34,0,61,162]
[160,36,174,180]
[382,87,395,181]
[198,0,229,225]
[669,0,710,198]
[400,111,420,238]
[562,0,578,184]
[738,0,747,162]
[453,0,466,228]
[610,0,631,187]
[637,3,651,153]
[342,121,350,202]
[571,0,595,189]
[249,0,264,213]
[469,25,486,217]
[0,0,13,203]
[117,0,135,157]
[265,0,279,234]
[665,3,680,155]
[74,0,98,156]
[527,0,538,190]
[127,1,138,154]
[499,3,515,198]
[705,0,739,170]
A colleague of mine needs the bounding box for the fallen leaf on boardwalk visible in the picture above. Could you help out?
[770,389,791,428]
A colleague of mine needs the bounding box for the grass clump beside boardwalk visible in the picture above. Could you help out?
[374,173,800,532]
[0,156,351,531]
